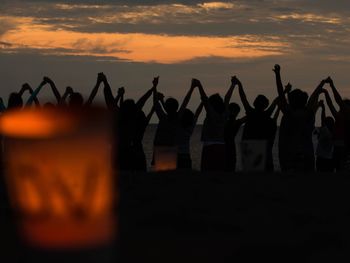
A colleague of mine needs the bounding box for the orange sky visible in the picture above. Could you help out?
[1,16,287,64]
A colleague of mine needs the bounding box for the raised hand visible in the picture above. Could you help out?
[97,72,107,83]
[325,76,334,86]
[191,78,201,88]
[285,82,292,93]
[233,76,242,86]
[153,76,159,87]
[191,78,197,88]
[43,76,53,84]
[231,76,238,86]
[320,78,328,86]
[118,87,125,95]
[273,64,281,73]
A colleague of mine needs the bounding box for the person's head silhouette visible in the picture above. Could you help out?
[288,89,308,110]
[228,102,240,118]
[8,92,23,109]
[209,93,225,114]
[253,95,269,111]
[164,98,179,115]
[69,92,84,107]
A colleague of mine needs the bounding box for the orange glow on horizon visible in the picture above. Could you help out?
[0,16,288,64]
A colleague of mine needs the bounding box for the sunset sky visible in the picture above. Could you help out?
[1,0,350,119]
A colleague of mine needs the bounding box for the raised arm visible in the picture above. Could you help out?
[102,74,116,110]
[266,97,279,117]
[273,64,288,113]
[152,77,166,120]
[236,77,252,113]
[19,83,31,96]
[114,87,124,108]
[20,83,39,106]
[29,87,40,107]
[136,83,155,110]
[193,79,211,113]
[326,77,345,110]
[193,102,204,125]
[25,80,46,106]
[43,77,61,103]
[145,106,155,125]
[178,80,196,116]
[85,73,103,107]
[272,107,280,121]
[306,79,326,113]
[224,76,237,109]
[322,89,337,119]
[266,83,292,116]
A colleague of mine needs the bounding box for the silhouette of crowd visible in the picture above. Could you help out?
[2,64,350,173]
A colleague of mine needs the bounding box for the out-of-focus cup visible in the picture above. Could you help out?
[0,107,116,250]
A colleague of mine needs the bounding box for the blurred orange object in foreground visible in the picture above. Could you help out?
[0,108,116,249]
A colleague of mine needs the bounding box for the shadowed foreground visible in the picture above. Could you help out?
[2,171,350,262]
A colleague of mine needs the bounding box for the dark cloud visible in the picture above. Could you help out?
[1,0,347,36]
[4,0,206,5]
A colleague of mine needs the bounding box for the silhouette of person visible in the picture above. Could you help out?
[152,77,179,149]
[274,64,324,172]
[176,81,204,169]
[152,77,199,170]
[2,83,41,110]
[68,74,104,108]
[271,82,292,123]
[26,78,57,107]
[315,100,335,172]
[119,87,155,171]
[25,77,76,108]
[27,73,105,109]
[235,76,278,171]
[321,77,350,171]
[193,77,235,171]
[224,102,245,171]
[103,73,155,171]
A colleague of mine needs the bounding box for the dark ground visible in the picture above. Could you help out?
[2,171,350,262]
